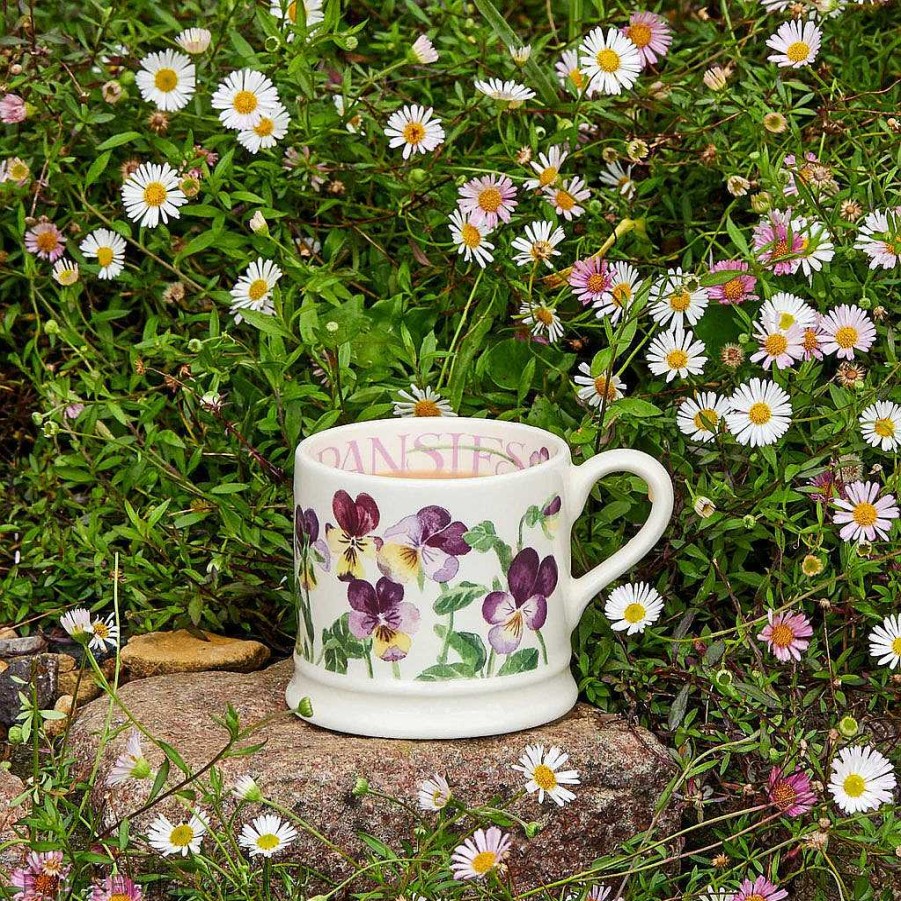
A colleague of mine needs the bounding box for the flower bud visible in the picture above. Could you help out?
[187,338,203,354]
[838,715,858,738]
[249,211,268,236]
[296,696,314,718]
[352,776,370,796]
[693,496,716,519]
[524,821,542,838]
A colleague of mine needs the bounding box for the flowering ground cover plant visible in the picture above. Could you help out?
[1,0,901,898]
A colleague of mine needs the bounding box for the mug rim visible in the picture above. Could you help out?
[295,416,570,484]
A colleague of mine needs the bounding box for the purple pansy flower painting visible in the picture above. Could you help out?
[541,495,562,538]
[325,490,381,580]
[294,506,330,589]
[482,547,557,654]
[529,447,550,467]
[378,505,472,584]
[347,577,420,662]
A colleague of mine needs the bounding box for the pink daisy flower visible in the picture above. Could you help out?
[833,481,899,543]
[707,259,758,305]
[543,176,590,221]
[752,210,804,276]
[800,319,824,361]
[0,93,26,123]
[757,609,813,662]
[457,174,517,228]
[622,12,672,68]
[750,315,805,370]
[10,851,70,901]
[806,468,846,504]
[91,876,142,901]
[782,152,837,197]
[734,876,788,901]
[817,304,876,360]
[451,826,512,880]
[767,766,816,817]
[569,257,610,307]
[24,219,66,262]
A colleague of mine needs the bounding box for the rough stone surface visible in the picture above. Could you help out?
[120,630,270,678]
[54,654,117,702]
[0,768,28,877]
[0,655,58,726]
[69,659,680,891]
[0,636,46,657]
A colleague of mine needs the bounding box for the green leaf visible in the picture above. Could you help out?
[434,627,487,672]
[463,522,513,570]
[85,151,111,187]
[433,582,488,615]
[497,647,539,676]
[416,662,475,681]
[96,131,144,150]
[616,398,663,418]
[668,683,691,731]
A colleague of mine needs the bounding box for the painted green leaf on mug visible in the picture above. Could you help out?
[433,582,487,615]
[497,647,539,676]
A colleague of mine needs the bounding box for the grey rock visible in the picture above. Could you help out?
[69,659,681,891]
[0,636,46,658]
[0,768,28,877]
[0,655,59,726]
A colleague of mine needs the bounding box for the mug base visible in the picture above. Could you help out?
[284,654,579,739]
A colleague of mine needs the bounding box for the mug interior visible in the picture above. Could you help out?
[298,419,566,479]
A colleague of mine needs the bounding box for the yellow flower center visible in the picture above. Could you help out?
[769,623,795,648]
[834,325,859,349]
[460,222,482,249]
[36,231,58,252]
[786,41,810,63]
[586,272,607,294]
[554,189,575,211]
[748,402,772,425]
[169,824,195,847]
[256,833,280,851]
[771,781,797,810]
[247,278,269,302]
[287,1,297,21]
[33,875,59,895]
[891,636,901,656]
[772,238,790,258]
[745,895,766,901]
[802,328,819,353]
[874,417,896,438]
[471,850,498,875]
[402,121,426,145]
[593,376,617,401]
[532,764,558,791]
[92,621,110,639]
[626,22,652,48]
[852,501,878,527]
[668,290,691,312]
[530,240,553,260]
[538,165,557,187]
[842,773,866,798]
[612,282,631,305]
[478,186,503,213]
[568,68,585,89]
[764,333,788,356]
[412,399,441,417]
[666,349,688,370]
[254,116,275,137]
[535,307,554,326]
[57,267,78,285]
[693,408,718,431]
[595,48,621,72]
[109,894,132,901]
[9,160,29,180]
[233,90,258,115]
[96,246,114,267]
[154,67,178,92]
[778,312,796,329]
[623,602,646,624]
[143,181,167,207]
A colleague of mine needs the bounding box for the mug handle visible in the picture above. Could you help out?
[564,449,674,627]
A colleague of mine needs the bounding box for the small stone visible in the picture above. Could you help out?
[0,767,29,877]
[0,628,18,641]
[120,630,270,679]
[45,695,74,738]
[0,635,46,657]
[55,655,117,702]
[0,655,58,726]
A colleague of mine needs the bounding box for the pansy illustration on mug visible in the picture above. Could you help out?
[288,417,673,738]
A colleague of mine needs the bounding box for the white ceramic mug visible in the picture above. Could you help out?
[287,417,673,738]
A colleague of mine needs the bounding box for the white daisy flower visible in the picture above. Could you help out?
[676,391,730,442]
[725,378,793,447]
[89,613,118,651]
[794,218,835,278]
[448,209,494,268]
[238,814,297,858]
[512,744,580,806]
[750,314,805,370]
[646,326,707,382]
[759,292,817,331]
[579,27,642,95]
[543,175,590,221]
[574,362,626,408]
[604,582,664,634]
[237,102,290,153]
[121,162,187,229]
[473,78,536,105]
[597,261,641,323]
[52,258,79,286]
[509,44,531,65]
[410,34,439,64]
[828,745,896,814]
[860,401,901,452]
[135,50,195,112]
[107,729,152,786]
[232,775,263,802]
[230,258,282,323]
[766,20,821,68]
[648,267,709,327]
[525,145,567,191]
[175,28,212,55]
[60,607,92,641]
[511,221,565,268]
[417,773,452,810]
[599,162,636,200]
[211,69,280,130]
[393,385,456,418]
[450,826,511,880]
[79,228,126,279]
[146,812,207,856]
[869,614,901,670]
[818,304,876,360]
[555,49,592,96]
[270,0,324,41]
[520,302,564,342]
[384,104,445,160]
[855,208,901,270]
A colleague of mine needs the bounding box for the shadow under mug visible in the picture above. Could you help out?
[287,417,674,738]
